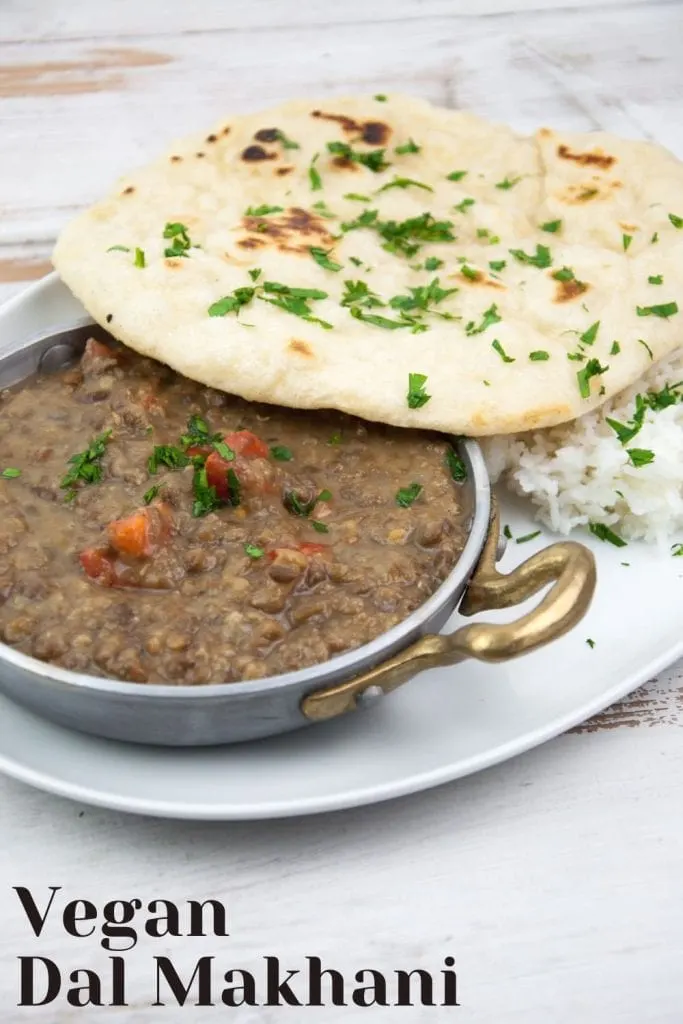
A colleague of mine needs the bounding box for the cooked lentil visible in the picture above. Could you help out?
[0,337,470,684]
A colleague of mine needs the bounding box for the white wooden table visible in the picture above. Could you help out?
[1,2,682,1020]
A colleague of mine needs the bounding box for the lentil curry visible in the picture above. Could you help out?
[0,338,470,684]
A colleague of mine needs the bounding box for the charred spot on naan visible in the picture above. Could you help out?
[164,258,185,270]
[559,180,622,204]
[276,166,294,176]
[457,269,504,289]
[205,134,218,144]
[121,186,135,196]
[241,145,276,162]
[239,207,334,253]
[310,109,392,145]
[254,128,281,142]
[557,144,615,170]
[288,339,315,358]
[553,278,589,302]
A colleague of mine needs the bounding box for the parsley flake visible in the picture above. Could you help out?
[492,339,515,363]
[445,446,467,483]
[310,246,342,272]
[529,350,550,361]
[541,220,562,233]
[147,445,190,474]
[134,247,146,268]
[143,484,160,505]
[1,467,21,479]
[327,140,388,172]
[465,303,501,336]
[489,260,506,272]
[245,204,283,217]
[407,373,431,409]
[495,175,521,190]
[425,256,444,271]
[309,153,322,191]
[394,139,421,155]
[580,321,600,346]
[622,233,633,251]
[589,522,627,547]
[244,543,265,559]
[376,176,433,194]
[668,213,683,229]
[453,197,475,213]
[107,245,131,253]
[274,129,299,150]
[636,302,678,318]
[61,430,112,499]
[516,530,541,544]
[396,482,423,507]
[627,447,655,468]
[446,171,467,181]
[270,445,293,461]
[509,244,552,269]
[648,274,663,285]
[208,287,255,317]
[577,358,608,399]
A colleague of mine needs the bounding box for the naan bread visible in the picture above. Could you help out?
[53,95,683,435]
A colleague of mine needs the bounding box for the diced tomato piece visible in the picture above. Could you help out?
[224,430,269,459]
[205,451,235,502]
[298,542,329,557]
[79,547,117,586]
[185,444,213,458]
[107,503,172,559]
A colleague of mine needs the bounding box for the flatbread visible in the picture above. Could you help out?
[52,95,683,435]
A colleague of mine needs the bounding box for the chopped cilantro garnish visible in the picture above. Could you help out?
[495,175,521,190]
[61,430,112,499]
[503,525,513,540]
[311,520,329,533]
[578,188,598,200]
[244,542,265,558]
[270,445,293,461]
[552,267,575,282]
[312,200,335,219]
[208,287,255,317]
[327,140,388,172]
[627,447,655,468]
[636,302,678,318]
[453,197,475,213]
[445,447,467,482]
[284,489,331,517]
[465,303,501,336]
[163,222,193,258]
[461,264,479,281]
[349,256,363,267]
[541,220,562,233]
[394,139,420,155]
[638,338,654,360]
[396,482,423,507]
[376,176,433,194]
[349,307,411,330]
[589,522,627,547]
[509,244,552,269]
[134,247,146,268]
[489,260,506,272]
[648,274,663,285]
[407,372,431,409]
[1,467,21,479]
[245,204,283,217]
[180,414,223,450]
[516,530,541,544]
[610,340,621,355]
[476,228,500,244]
[529,350,550,361]
[672,543,683,557]
[259,281,332,329]
[424,256,444,271]
[342,208,455,257]
[651,232,659,243]
[310,246,342,272]
[191,465,220,518]
[668,213,683,229]
[374,94,387,102]
[147,445,190,474]
[143,484,160,505]
[622,233,633,251]
[577,358,608,399]
[586,638,596,649]
[446,171,467,181]
[274,129,299,150]
[580,321,600,345]
[248,268,262,282]
[344,192,371,202]
[213,441,236,461]
[328,431,343,445]
[389,278,458,319]
[309,153,322,191]
[341,279,384,308]
[107,245,131,253]
[492,339,515,363]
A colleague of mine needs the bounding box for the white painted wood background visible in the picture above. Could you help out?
[1,1,683,1020]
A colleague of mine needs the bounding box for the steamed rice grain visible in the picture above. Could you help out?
[483,349,683,546]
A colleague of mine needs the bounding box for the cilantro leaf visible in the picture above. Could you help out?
[407,372,431,409]
[636,302,678,318]
[394,139,421,155]
[376,176,433,194]
[465,303,501,336]
[396,482,423,507]
[577,358,608,399]
[208,287,255,317]
[492,339,515,363]
[509,244,552,269]
[327,140,388,172]
[310,246,342,272]
[589,522,627,547]
[540,220,562,233]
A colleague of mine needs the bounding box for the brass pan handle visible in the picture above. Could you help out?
[301,500,596,722]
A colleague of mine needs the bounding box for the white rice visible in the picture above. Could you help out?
[483,349,683,547]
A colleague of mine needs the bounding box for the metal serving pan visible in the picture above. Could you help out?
[0,321,596,746]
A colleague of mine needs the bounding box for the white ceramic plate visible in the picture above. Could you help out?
[1,276,682,820]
